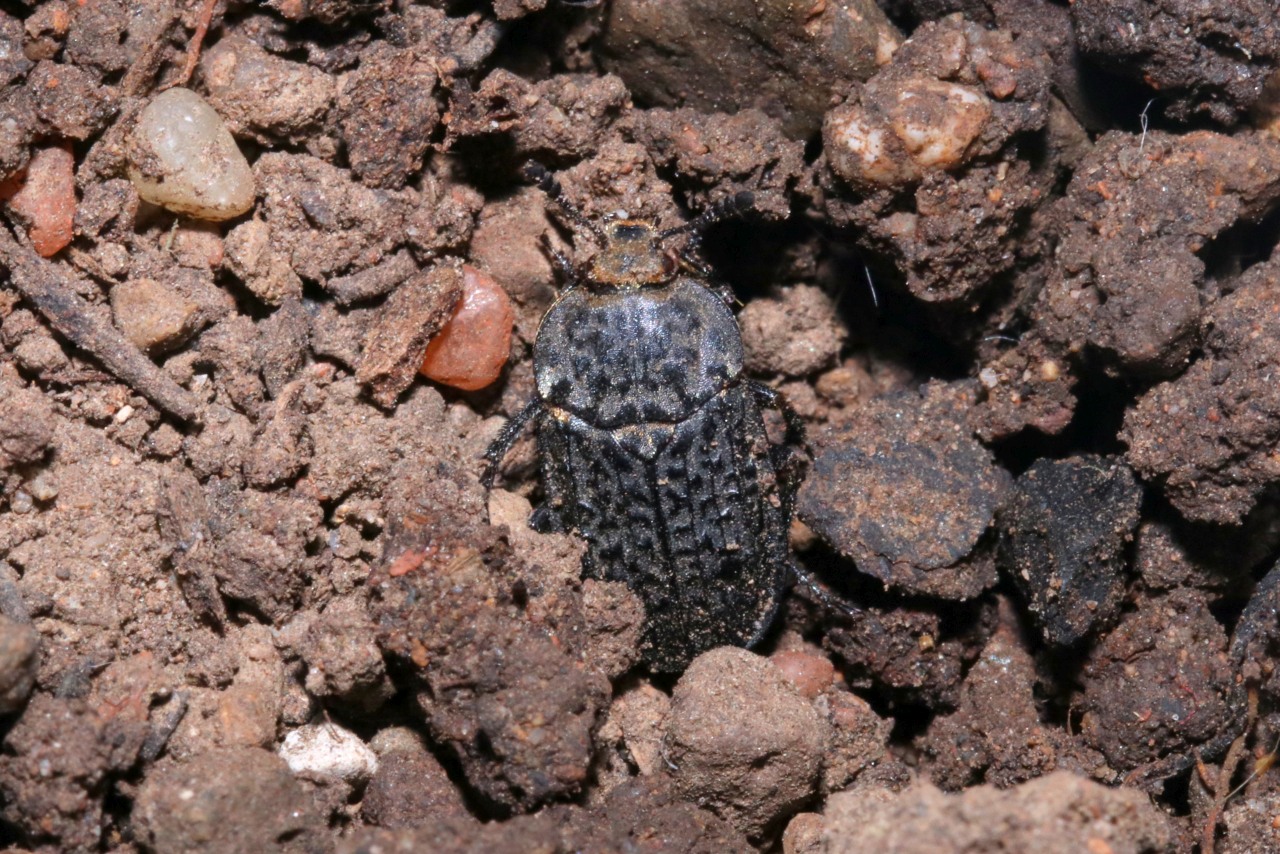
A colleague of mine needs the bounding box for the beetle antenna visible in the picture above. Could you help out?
[659,191,755,240]
[524,161,608,244]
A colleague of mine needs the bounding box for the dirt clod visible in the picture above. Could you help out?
[800,382,1007,599]
[922,601,1099,789]
[1124,255,1280,524]
[665,646,831,840]
[630,107,806,221]
[1072,0,1280,124]
[357,261,463,407]
[0,368,56,469]
[297,595,393,715]
[821,594,997,709]
[0,695,117,850]
[370,458,619,811]
[820,15,1052,305]
[819,771,1176,853]
[601,0,898,139]
[1035,130,1280,378]
[201,33,335,147]
[740,285,846,377]
[134,748,328,854]
[335,42,439,189]
[361,744,470,830]
[28,59,117,141]
[1078,586,1234,778]
[0,614,38,713]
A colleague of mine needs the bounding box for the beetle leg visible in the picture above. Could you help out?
[748,381,810,517]
[529,503,567,534]
[790,562,863,621]
[539,232,581,292]
[749,381,807,449]
[713,283,741,307]
[681,248,738,307]
[481,399,543,490]
[677,241,715,278]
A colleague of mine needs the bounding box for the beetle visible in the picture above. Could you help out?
[483,164,814,672]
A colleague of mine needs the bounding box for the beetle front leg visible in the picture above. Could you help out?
[539,233,581,293]
[481,399,543,490]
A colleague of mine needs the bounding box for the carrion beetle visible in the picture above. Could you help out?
[483,163,821,672]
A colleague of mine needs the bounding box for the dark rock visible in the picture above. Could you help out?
[997,455,1141,646]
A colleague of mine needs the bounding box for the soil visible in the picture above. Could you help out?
[1,1,1280,853]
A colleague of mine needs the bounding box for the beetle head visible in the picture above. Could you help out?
[589,220,679,288]
[524,162,755,291]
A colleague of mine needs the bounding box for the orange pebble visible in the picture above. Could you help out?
[420,265,514,391]
[4,143,76,257]
[770,650,836,699]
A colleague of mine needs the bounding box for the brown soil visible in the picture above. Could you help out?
[2,1,1280,853]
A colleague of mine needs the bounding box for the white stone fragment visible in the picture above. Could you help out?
[890,80,992,169]
[278,723,378,784]
[127,87,255,221]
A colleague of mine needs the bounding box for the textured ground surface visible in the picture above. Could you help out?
[2,1,1280,852]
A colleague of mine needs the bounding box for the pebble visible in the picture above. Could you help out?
[4,143,76,257]
[770,650,836,700]
[891,81,992,169]
[109,277,200,354]
[278,722,378,784]
[824,80,994,187]
[25,471,57,502]
[419,265,514,391]
[127,88,255,221]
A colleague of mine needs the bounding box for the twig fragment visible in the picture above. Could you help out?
[162,0,221,92]
[0,225,201,422]
[1201,687,1258,854]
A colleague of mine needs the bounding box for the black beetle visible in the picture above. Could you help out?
[483,164,814,672]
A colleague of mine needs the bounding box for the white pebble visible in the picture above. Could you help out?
[890,80,992,170]
[278,723,378,784]
[128,88,255,221]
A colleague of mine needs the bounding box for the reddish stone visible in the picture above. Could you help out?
[420,265,514,392]
[771,649,837,700]
[5,143,76,257]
